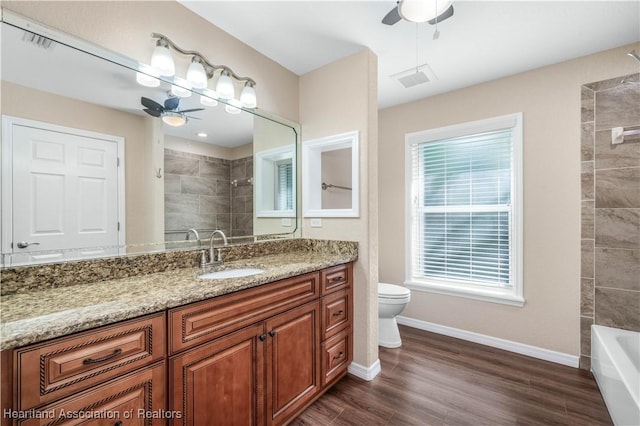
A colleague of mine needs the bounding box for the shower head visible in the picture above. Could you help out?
[628,50,640,63]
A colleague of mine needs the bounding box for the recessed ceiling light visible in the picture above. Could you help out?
[196,132,208,138]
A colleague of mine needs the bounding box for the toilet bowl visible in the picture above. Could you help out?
[378,283,411,348]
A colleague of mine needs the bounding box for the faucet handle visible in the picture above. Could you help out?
[200,250,207,268]
[216,248,224,262]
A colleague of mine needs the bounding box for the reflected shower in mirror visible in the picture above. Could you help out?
[0,15,297,267]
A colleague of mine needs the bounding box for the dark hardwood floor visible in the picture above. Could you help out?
[292,325,612,425]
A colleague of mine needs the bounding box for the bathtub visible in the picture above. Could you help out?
[591,325,640,426]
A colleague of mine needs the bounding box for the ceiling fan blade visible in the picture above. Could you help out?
[141,97,163,111]
[428,4,454,25]
[143,108,161,118]
[382,6,401,25]
[185,115,202,120]
[178,108,205,114]
[164,97,180,111]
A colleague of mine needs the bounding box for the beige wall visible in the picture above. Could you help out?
[165,135,251,161]
[1,81,158,246]
[2,1,299,123]
[321,148,352,209]
[300,49,379,369]
[379,43,640,356]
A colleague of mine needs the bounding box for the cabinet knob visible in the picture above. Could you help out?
[268,330,276,337]
[259,334,267,341]
[333,351,344,360]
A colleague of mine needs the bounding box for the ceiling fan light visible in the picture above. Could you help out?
[224,99,242,115]
[162,111,187,127]
[150,41,175,77]
[216,71,235,100]
[200,89,219,107]
[399,0,451,23]
[186,57,208,89]
[171,77,192,98]
[240,83,257,108]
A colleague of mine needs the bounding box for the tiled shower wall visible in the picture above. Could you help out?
[580,73,640,370]
[164,149,253,241]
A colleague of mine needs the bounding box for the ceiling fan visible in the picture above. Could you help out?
[140,96,204,127]
[382,0,454,26]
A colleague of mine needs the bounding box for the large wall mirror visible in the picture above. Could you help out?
[0,12,299,267]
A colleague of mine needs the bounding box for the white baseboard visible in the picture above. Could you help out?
[397,316,579,368]
[347,359,381,381]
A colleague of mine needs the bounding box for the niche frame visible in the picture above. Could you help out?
[255,145,296,218]
[302,131,359,218]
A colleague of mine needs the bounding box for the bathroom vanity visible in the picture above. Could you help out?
[0,242,355,426]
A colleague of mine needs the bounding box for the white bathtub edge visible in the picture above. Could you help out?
[397,316,579,367]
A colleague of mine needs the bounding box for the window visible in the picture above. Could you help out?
[405,113,523,306]
[276,160,293,211]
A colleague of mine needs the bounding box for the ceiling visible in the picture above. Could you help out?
[179,1,640,109]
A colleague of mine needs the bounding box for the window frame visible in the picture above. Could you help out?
[404,113,524,307]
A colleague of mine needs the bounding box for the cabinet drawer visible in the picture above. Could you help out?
[321,288,351,340]
[320,264,352,295]
[321,330,351,387]
[169,272,319,354]
[16,312,166,410]
[17,362,166,426]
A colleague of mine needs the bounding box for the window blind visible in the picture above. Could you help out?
[276,162,293,211]
[410,128,513,287]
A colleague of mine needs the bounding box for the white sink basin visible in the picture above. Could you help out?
[198,268,264,279]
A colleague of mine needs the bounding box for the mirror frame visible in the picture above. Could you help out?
[302,131,359,218]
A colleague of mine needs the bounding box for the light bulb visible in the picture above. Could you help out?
[150,41,175,77]
[186,58,208,89]
[398,0,451,23]
[225,99,242,114]
[136,64,160,87]
[216,71,235,100]
[240,83,257,108]
[171,77,192,98]
[200,89,219,107]
[162,111,187,127]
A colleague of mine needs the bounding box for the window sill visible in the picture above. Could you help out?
[404,279,525,307]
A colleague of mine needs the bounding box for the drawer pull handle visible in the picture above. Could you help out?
[259,334,267,341]
[332,310,344,317]
[269,330,276,337]
[329,276,344,283]
[333,351,344,360]
[83,348,122,365]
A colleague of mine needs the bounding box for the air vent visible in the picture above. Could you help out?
[391,64,438,89]
[21,30,55,50]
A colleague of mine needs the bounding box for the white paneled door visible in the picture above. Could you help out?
[2,117,125,265]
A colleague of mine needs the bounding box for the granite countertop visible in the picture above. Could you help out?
[0,251,356,350]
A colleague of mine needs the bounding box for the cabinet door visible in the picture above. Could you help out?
[265,302,320,426]
[17,362,165,426]
[169,324,264,426]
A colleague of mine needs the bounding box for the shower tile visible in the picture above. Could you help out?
[581,86,594,123]
[581,239,594,279]
[231,162,247,180]
[580,316,593,357]
[595,248,640,291]
[200,160,230,180]
[595,167,640,208]
[164,173,181,194]
[595,208,640,249]
[595,83,640,131]
[579,355,591,371]
[581,278,594,317]
[581,122,594,161]
[165,154,199,176]
[582,201,594,239]
[586,73,639,92]
[181,176,217,196]
[216,180,231,198]
[216,214,231,235]
[594,129,640,170]
[200,195,230,214]
[165,193,199,214]
[581,161,594,201]
[595,287,640,331]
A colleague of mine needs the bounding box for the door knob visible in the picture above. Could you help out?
[16,241,40,249]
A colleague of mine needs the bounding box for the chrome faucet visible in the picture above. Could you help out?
[185,228,200,245]
[206,229,228,266]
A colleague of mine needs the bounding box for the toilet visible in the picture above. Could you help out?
[378,283,411,348]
